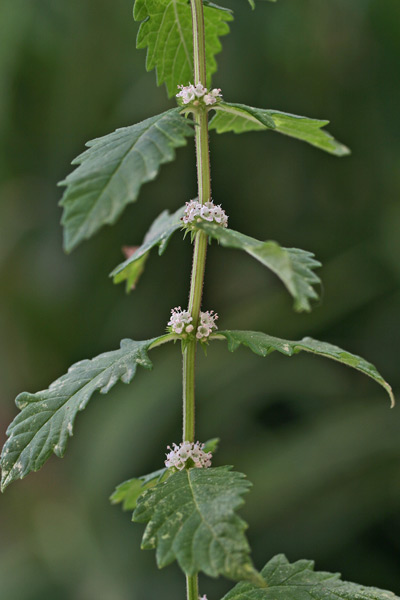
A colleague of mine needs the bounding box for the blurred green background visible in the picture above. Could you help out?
[0,0,399,598]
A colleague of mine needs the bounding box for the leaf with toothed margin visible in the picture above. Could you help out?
[220,553,400,600]
[111,206,185,290]
[59,109,193,252]
[134,0,233,98]
[133,466,265,585]
[0,337,169,491]
[209,102,350,156]
[215,330,395,407]
[110,437,220,511]
[195,222,321,312]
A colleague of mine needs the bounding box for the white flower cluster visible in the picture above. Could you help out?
[165,441,212,470]
[183,200,228,228]
[199,596,208,600]
[167,306,193,335]
[177,83,222,106]
[196,310,218,341]
[168,307,218,340]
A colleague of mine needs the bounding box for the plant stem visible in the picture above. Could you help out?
[182,1,211,596]
[186,574,199,600]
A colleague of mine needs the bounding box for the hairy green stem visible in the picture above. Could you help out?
[186,574,199,600]
[182,0,211,596]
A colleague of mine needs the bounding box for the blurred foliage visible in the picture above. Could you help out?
[0,0,399,598]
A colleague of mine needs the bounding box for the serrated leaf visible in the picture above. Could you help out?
[111,468,169,511]
[134,0,233,97]
[221,553,400,600]
[133,466,264,584]
[217,330,395,407]
[0,336,170,491]
[196,222,321,312]
[111,437,220,511]
[210,102,350,156]
[111,206,185,285]
[59,109,193,252]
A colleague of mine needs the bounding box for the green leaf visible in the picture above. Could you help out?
[209,102,350,156]
[111,206,185,285]
[111,468,169,511]
[196,222,321,312]
[221,553,400,600]
[111,437,220,511]
[216,330,395,407]
[134,0,233,97]
[59,109,193,252]
[133,466,264,584]
[113,252,149,292]
[0,336,171,491]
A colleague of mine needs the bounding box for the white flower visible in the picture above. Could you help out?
[168,306,193,335]
[176,84,222,106]
[196,310,218,340]
[165,441,212,470]
[199,596,208,600]
[183,199,228,228]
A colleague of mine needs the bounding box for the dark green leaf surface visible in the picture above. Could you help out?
[221,554,400,600]
[111,206,185,285]
[209,102,350,155]
[217,330,395,407]
[196,222,321,312]
[110,438,220,511]
[59,109,193,252]
[134,0,233,97]
[133,466,264,584]
[1,337,164,491]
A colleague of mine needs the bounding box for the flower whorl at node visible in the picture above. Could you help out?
[199,596,208,600]
[176,83,222,107]
[183,200,228,228]
[167,307,218,340]
[167,307,194,335]
[165,441,212,470]
[196,310,218,341]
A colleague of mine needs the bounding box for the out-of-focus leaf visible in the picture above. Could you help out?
[133,466,264,584]
[134,0,233,97]
[59,109,193,252]
[209,102,350,156]
[216,330,395,407]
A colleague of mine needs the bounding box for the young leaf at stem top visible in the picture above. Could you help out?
[59,109,193,252]
[209,102,350,156]
[133,0,233,98]
[195,222,321,312]
[220,553,400,600]
[0,335,175,491]
[214,330,395,407]
[133,466,265,585]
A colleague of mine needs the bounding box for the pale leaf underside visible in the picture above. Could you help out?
[216,330,394,407]
[221,553,400,600]
[134,0,233,97]
[196,222,321,312]
[0,337,165,491]
[59,109,193,252]
[133,466,264,584]
[209,102,350,156]
[111,206,185,287]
